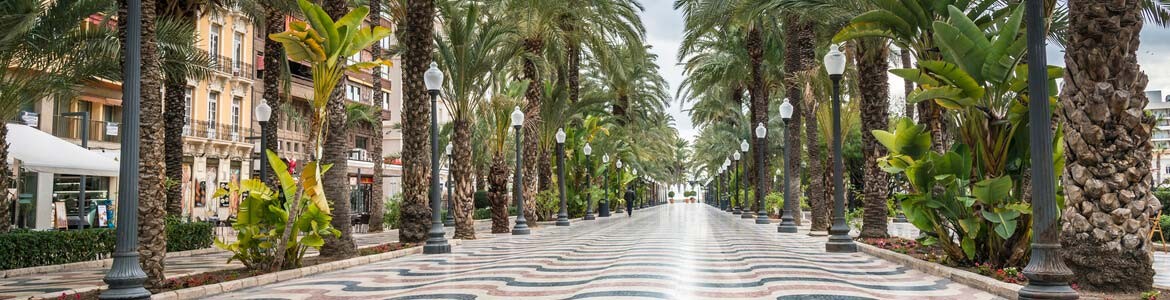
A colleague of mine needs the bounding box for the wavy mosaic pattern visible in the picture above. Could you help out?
[211,205,999,300]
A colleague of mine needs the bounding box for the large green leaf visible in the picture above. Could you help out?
[919,60,984,100]
[890,68,941,87]
[981,209,1020,239]
[982,5,1024,84]
[973,176,1013,206]
[961,237,976,259]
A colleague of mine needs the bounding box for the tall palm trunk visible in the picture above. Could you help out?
[857,39,890,238]
[488,158,510,233]
[783,15,813,227]
[319,0,355,258]
[452,120,475,239]
[746,25,767,213]
[399,0,436,243]
[261,6,285,188]
[163,79,184,216]
[121,0,167,288]
[613,94,629,126]
[900,49,913,120]
[803,83,830,231]
[367,0,386,233]
[521,37,543,225]
[0,124,11,232]
[1059,0,1158,292]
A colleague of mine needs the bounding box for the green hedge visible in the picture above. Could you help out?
[0,229,115,270]
[166,217,213,252]
[0,219,214,270]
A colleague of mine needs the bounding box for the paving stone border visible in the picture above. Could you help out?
[151,239,462,300]
[1,247,222,279]
[856,242,1022,299]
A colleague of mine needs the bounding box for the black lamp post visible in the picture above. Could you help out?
[824,45,857,253]
[777,98,799,233]
[254,102,272,187]
[739,140,753,219]
[555,128,570,226]
[632,168,640,209]
[100,0,150,296]
[61,111,91,229]
[583,143,595,220]
[444,144,454,227]
[722,159,730,211]
[755,123,770,224]
[600,154,611,217]
[732,151,741,215]
[511,106,530,235]
[1018,0,1076,297]
[423,62,450,254]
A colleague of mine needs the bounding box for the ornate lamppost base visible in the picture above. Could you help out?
[755,214,770,224]
[741,212,754,219]
[777,223,799,233]
[423,235,451,254]
[893,213,908,223]
[584,214,595,220]
[1018,283,1079,300]
[825,235,857,253]
[556,218,570,226]
[599,202,610,217]
[512,223,531,235]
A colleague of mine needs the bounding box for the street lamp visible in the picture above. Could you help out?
[1018,0,1076,297]
[555,128,570,226]
[731,151,741,215]
[423,62,450,254]
[600,154,611,217]
[583,143,595,220]
[824,44,856,253]
[254,101,272,186]
[511,106,530,235]
[632,168,639,209]
[740,139,752,219]
[444,144,454,227]
[722,159,731,211]
[101,0,150,295]
[755,123,769,224]
[777,98,799,233]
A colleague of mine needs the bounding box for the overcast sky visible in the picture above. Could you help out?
[640,3,1170,142]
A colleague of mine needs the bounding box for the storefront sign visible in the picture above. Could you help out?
[97,205,108,227]
[20,111,38,128]
[105,122,118,136]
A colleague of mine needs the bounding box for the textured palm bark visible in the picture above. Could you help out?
[261,6,285,187]
[521,38,543,226]
[0,125,12,232]
[900,49,914,120]
[783,16,812,226]
[613,94,628,126]
[367,0,386,233]
[122,0,167,288]
[163,81,184,216]
[747,26,768,213]
[1059,0,1159,292]
[857,39,890,239]
[803,84,830,232]
[398,0,435,243]
[452,120,475,239]
[488,159,511,233]
[319,0,356,259]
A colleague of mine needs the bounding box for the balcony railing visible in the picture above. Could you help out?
[204,51,255,80]
[184,120,255,143]
[54,115,120,143]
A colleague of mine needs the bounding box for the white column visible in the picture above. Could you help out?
[35,172,53,229]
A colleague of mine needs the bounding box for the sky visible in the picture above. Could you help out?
[639,3,1170,143]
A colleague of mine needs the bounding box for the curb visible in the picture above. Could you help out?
[151,239,461,300]
[1,247,222,279]
[856,242,1021,299]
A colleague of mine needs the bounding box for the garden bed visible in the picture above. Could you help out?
[47,242,422,300]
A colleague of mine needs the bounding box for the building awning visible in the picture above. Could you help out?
[6,123,120,177]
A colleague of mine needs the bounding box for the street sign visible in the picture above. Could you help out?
[106,122,118,136]
[20,111,38,127]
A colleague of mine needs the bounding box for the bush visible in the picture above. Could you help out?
[1155,188,1170,215]
[0,229,115,270]
[1155,215,1170,243]
[684,191,696,197]
[474,208,491,220]
[668,191,676,198]
[474,191,490,209]
[765,192,784,215]
[166,217,213,252]
[383,194,402,229]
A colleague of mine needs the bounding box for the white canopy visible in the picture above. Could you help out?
[6,123,120,177]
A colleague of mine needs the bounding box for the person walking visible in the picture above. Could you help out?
[624,187,636,217]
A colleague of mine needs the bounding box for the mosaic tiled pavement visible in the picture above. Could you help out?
[210,204,999,300]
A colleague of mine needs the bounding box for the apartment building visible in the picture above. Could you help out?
[1147,90,1170,187]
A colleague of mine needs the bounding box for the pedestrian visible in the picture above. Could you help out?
[624,187,635,217]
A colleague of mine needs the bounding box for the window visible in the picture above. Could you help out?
[355,136,368,149]
[233,32,244,70]
[210,24,222,58]
[208,91,219,125]
[1165,166,1170,174]
[231,97,241,134]
[381,92,390,110]
[346,84,361,102]
[378,36,390,50]
[349,51,360,65]
[183,88,193,125]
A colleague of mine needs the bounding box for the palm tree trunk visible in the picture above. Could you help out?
[122,0,167,288]
[900,48,913,120]
[0,124,11,232]
[783,15,814,227]
[452,119,475,239]
[398,0,436,244]
[803,83,830,232]
[367,0,386,233]
[320,0,355,259]
[163,79,184,216]
[1059,0,1157,292]
[521,37,544,226]
[488,158,510,233]
[747,25,768,213]
[857,39,890,239]
[261,5,285,188]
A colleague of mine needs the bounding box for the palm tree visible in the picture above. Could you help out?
[557,0,645,106]
[1057,0,1162,292]
[0,0,118,232]
[367,0,386,233]
[319,0,357,259]
[482,80,525,233]
[397,0,437,243]
[435,0,513,239]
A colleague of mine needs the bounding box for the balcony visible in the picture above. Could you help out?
[205,52,255,80]
[54,115,120,143]
[184,120,255,143]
